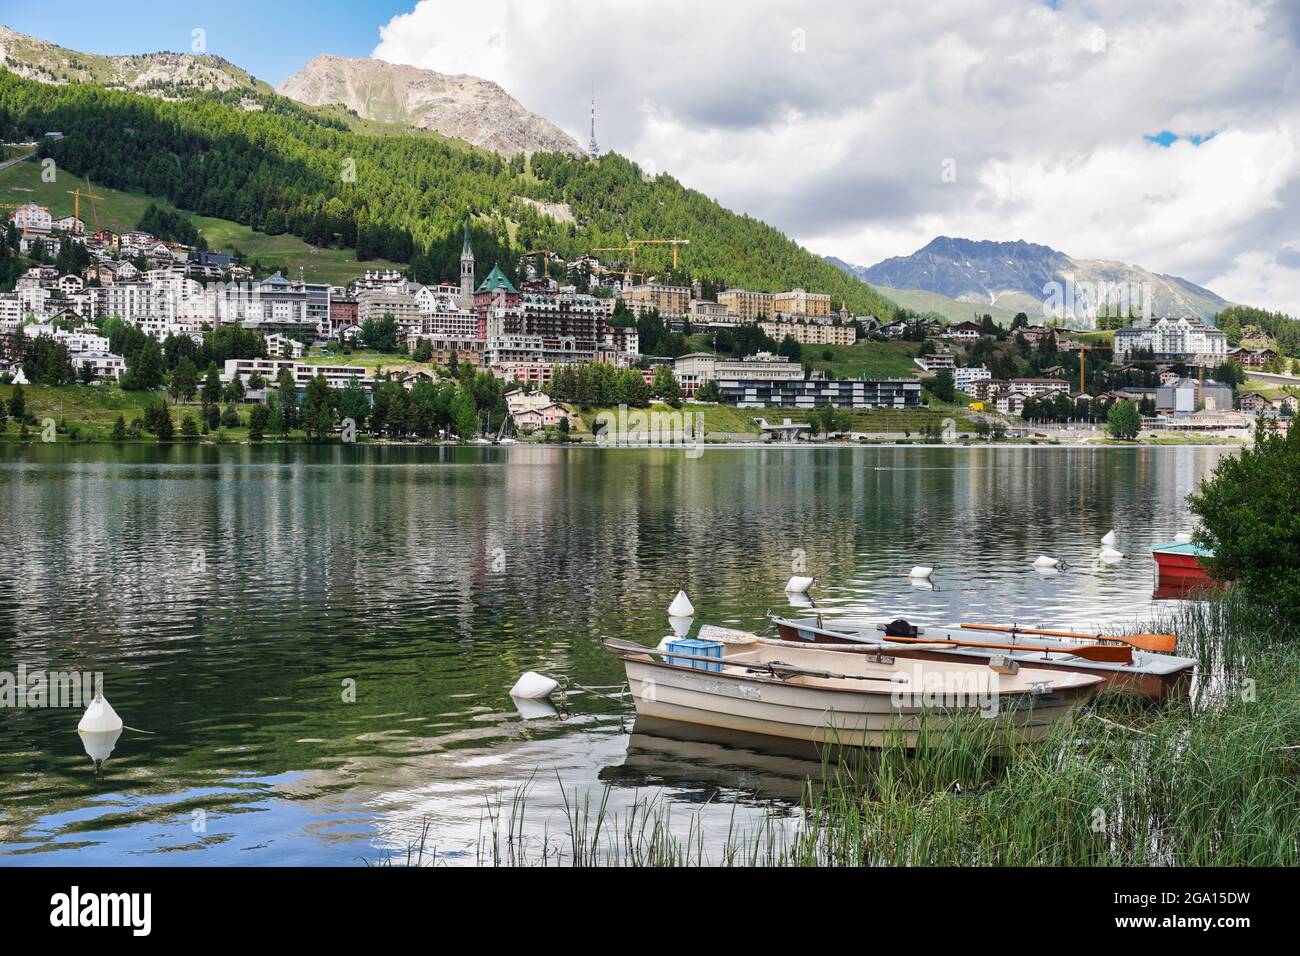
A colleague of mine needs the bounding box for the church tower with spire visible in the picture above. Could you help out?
[459,222,475,309]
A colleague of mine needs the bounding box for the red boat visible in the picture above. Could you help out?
[1152,541,1216,586]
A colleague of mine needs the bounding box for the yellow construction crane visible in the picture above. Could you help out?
[628,237,690,271]
[522,249,554,280]
[65,184,105,234]
[590,246,636,286]
[1073,342,1208,404]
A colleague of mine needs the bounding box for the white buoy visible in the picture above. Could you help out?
[1032,556,1060,569]
[668,614,693,638]
[787,591,814,609]
[785,575,815,594]
[908,566,934,579]
[80,728,122,769]
[509,671,559,700]
[1175,532,1193,544]
[1099,548,1125,562]
[909,577,935,591]
[668,590,695,617]
[511,695,558,720]
[1101,530,1117,546]
[78,693,123,734]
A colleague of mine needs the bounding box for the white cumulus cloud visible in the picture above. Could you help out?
[373,0,1300,312]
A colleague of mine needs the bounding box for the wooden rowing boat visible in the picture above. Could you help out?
[605,632,1102,748]
[769,615,1194,702]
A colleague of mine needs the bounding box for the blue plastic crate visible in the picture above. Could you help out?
[664,638,723,672]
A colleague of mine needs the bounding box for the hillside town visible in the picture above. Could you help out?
[0,197,1296,442]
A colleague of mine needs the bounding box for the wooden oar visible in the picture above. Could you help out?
[602,639,900,683]
[959,623,1176,653]
[884,634,1131,664]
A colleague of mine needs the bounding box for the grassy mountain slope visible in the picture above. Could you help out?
[0,68,898,314]
[0,158,403,284]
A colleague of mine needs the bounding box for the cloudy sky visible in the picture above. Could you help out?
[368,0,1300,312]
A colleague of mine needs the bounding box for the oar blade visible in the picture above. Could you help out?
[1123,633,1178,653]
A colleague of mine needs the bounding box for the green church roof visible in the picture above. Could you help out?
[477,264,516,294]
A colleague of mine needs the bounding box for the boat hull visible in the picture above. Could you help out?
[772,619,1193,703]
[622,658,1094,748]
[1152,541,1216,587]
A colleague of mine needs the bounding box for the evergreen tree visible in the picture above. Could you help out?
[651,365,682,407]
[8,384,25,422]
[248,402,269,441]
[300,373,335,442]
[170,356,198,403]
[154,406,174,441]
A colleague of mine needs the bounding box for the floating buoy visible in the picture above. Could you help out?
[785,575,815,594]
[787,591,814,609]
[511,695,558,720]
[1032,556,1060,569]
[80,729,122,770]
[668,614,693,638]
[908,566,934,579]
[1174,532,1193,544]
[909,577,935,591]
[668,590,695,617]
[78,693,123,734]
[1101,530,1117,546]
[1099,548,1124,562]
[509,671,558,700]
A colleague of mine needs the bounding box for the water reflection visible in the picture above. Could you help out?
[0,443,1233,864]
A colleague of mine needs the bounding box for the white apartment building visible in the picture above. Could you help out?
[714,351,803,381]
[1113,316,1229,362]
[689,300,741,326]
[264,333,307,358]
[222,359,371,392]
[8,203,53,235]
[915,354,956,372]
[357,289,421,332]
[1008,377,1071,398]
[0,294,25,327]
[72,352,125,381]
[953,365,991,391]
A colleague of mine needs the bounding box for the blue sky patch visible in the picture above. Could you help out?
[1145,130,1217,147]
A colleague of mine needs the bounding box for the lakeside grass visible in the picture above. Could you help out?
[567,401,763,436]
[457,589,1297,867]
[803,340,922,379]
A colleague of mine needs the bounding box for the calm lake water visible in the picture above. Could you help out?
[0,443,1232,865]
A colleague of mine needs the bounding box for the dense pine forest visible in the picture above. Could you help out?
[0,70,898,315]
